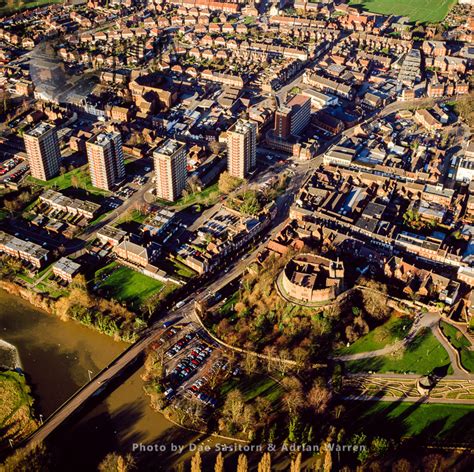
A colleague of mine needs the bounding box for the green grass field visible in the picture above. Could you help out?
[220,374,283,405]
[337,316,413,355]
[27,166,109,197]
[440,321,474,373]
[345,328,452,375]
[0,0,60,15]
[346,401,474,444]
[157,183,221,209]
[349,0,456,23]
[95,262,167,308]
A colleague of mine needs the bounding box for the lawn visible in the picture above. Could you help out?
[349,0,456,23]
[95,262,166,308]
[440,321,474,373]
[218,292,239,317]
[88,211,112,227]
[117,209,147,225]
[27,166,109,197]
[174,183,222,208]
[0,0,60,15]
[166,258,197,279]
[220,374,283,405]
[345,401,474,444]
[345,328,452,375]
[337,315,413,355]
[177,183,221,207]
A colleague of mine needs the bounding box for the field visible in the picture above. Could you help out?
[27,166,109,197]
[346,401,474,444]
[440,321,474,373]
[349,0,456,23]
[0,0,60,15]
[0,371,38,446]
[337,315,413,355]
[345,328,452,375]
[95,262,169,308]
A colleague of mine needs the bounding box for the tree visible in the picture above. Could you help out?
[241,404,256,436]
[186,174,202,195]
[0,444,52,472]
[422,454,443,472]
[323,444,332,472]
[218,171,241,194]
[292,346,309,372]
[257,452,271,472]
[288,415,301,443]
[209,140,225,155]
[290,452,302,472]
[98,453,135,472]
[71,174,80,189]
[214,452,224,472]
[453,93,474,127]
[237,453,248,472]
[282,377,304,415]
[392,458,412,472]
[370,437,391,459]
[222,389,245,425]
[307,382,332,415]
[190,451,202,472]
[359,279,390,321]
[254,396,272,425]
[243,352,258,375]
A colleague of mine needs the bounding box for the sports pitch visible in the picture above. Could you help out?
[349,0,457,23]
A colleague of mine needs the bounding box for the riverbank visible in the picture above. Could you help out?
[0,287,182,470]
[0,370,38,448]
[0,278,138,343]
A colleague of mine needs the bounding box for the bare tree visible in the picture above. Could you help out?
[190,451,202,472]
[214,452,224,472]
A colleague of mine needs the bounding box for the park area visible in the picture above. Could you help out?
[440,321,474,373]
[27,165,109,197]
[346,401,474,445]
[349,0,456,23]
[94,262,174,309]
[345,328,452,375]
[336,315,413,356]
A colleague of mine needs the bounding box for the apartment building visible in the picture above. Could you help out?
[153,139,187,202]
[227,119,257,179]
[52,257,81,283]
[24,122,60,181]
[86,131,125,190]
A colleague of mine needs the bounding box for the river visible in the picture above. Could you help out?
[0,288,198,470]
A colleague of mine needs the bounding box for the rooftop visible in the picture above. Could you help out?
[25,122,54,138]
[154,139,185,157]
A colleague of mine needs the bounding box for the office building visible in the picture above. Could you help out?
[273,94,311,140]
[286,94,311,136]
[86,131,125,190]
[153,139,187,201]
[24,122,60,181]
[227,120,257,179]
